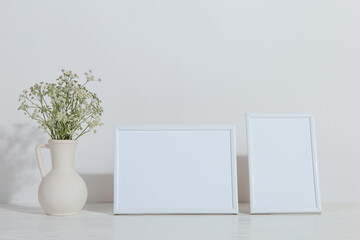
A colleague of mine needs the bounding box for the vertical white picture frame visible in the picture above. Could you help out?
[114,126,238,214]
[246,114,322,214]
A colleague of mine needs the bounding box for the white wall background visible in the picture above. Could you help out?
[1,0,359,205]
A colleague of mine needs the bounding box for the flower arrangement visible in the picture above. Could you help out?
[18,70,103,140]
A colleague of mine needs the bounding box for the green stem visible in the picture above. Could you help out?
[75,125,90,140]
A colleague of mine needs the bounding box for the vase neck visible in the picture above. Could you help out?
[48,140,78,169]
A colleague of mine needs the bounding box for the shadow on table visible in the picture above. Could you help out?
[1,203,114,216]
[0,204,43,215]
[83,203,114,215]
[238,203,250,214]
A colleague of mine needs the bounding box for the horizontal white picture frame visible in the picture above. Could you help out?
[114,126,238,214]
[246,114,322,214]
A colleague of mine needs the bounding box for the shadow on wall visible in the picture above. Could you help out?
[0,124,45,203]
[82,174,113,203]
[237,155,250,203]
[0,124,113,204]
[0,123,112,206]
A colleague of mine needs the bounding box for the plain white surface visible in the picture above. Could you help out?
[1,1,360,204]
[1,203,359,240]
[114,126,238,214]
[247,115,321,213]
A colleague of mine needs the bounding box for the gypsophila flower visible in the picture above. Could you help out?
[18,69,103,140]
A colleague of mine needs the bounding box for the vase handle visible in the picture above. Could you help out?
[36,144,50,178]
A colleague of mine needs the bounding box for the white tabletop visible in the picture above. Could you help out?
[0,203,358,240]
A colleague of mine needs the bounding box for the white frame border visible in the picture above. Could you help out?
[114,125,239,215]
[246,114,322,214]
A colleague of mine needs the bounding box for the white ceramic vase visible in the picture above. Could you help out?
[35,140,87,216]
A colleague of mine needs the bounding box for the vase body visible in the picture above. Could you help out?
[36,140,87,216]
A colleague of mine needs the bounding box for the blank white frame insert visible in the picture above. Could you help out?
[246,114,322,214]
[114,126,238,214]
